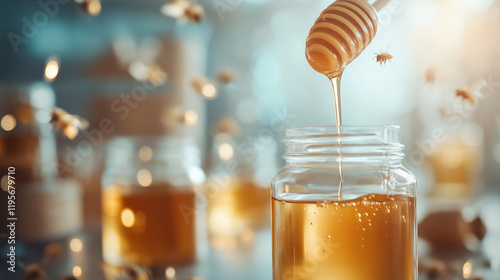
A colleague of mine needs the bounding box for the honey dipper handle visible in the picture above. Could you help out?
[372,0,391,11]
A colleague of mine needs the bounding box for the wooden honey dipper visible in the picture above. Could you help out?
[306,0,387,78]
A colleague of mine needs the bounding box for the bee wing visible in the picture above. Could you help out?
[60,113,88,130]
[51,121,63,131]
[74,115,89,129]
[161,2,186,19]
[53,107,68,115]
[386,42,392,53]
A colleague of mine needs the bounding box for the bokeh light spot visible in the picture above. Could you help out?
[70,238,83,253]
[202,83,217,99]
[1,115,17,131]
[44,58,59,82]
[121,208,135,228]
[72,265,82,278]
[183,110,198,126]
[218,143,234,161]
[137,169,153,187]
[165,267,176,278]
[138,146,153,162]
[87,0,102,16]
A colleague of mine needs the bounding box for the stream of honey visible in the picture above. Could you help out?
[306,0,379,199]
[330,76,344,199]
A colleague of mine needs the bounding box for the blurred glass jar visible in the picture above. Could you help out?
[414,82,485,204]
[101,136,205,267]
[0,82,57,184]
[206,133,278,249]
[425,121,484,202]
[272,126,417,280]
[0,83,83,242]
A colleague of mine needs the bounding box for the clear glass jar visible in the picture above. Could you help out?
[272,126,417,280]
[101,136,205,268]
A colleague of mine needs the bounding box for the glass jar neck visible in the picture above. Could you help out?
[283,126,405,167]
[105,136,201,169]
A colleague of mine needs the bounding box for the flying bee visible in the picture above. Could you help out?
[49,108,89,140]
[25,264,47,280]
[160,107,198,127]
[211,117,240,136]
[44,242,65,259]
[425,67,436,84]
[373,52,393,66]
[456,88,476,104]
[216,68,236,84]
[184,4,204,23]
[374,44,393,66]
[161,0,204,24]
[145,64,168,86]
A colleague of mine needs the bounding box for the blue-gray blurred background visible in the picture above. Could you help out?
[2,0,500,192]
[1,0,500,278]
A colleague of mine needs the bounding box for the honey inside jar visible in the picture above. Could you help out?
[0,135,47,183]
[272,193,416,280]
[102,183,196,266]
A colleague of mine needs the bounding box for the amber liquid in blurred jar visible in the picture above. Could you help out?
[206,133,278,249]
[429,140,476,197]
[102,137,205,267]
[272,126,417,280]
[426,122,483,201]
[207,178,270,243]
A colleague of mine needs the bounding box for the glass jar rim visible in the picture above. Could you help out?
[284,125,400,138]
[282,125,405,164]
